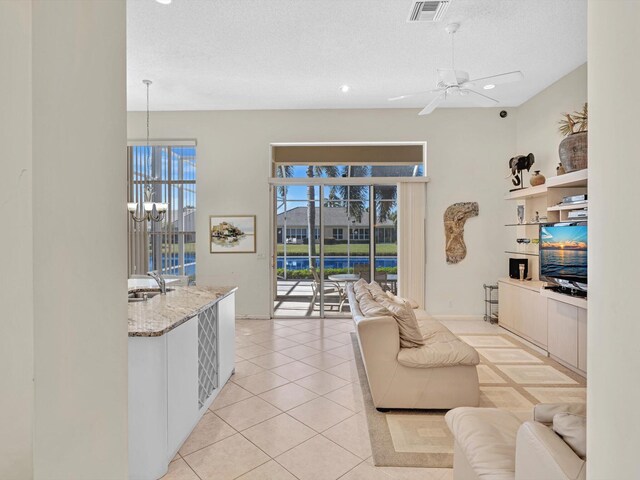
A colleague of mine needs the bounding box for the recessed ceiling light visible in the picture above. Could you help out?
[156,0,172,4]
[483,84,496,90]
[340,85,350,93]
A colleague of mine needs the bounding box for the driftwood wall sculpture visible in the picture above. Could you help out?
[444,202,479,264]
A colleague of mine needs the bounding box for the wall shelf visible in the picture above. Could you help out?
[504,184,547,200]
[547,202,588,212]
[545,169,588,188]
[505,250,539,257]
[504,222,546,227]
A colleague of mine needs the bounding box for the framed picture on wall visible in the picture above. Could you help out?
[209,215,256,253]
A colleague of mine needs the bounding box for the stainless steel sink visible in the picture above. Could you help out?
[128,288,174,303]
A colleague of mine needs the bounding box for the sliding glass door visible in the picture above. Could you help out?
[273,182,397,318]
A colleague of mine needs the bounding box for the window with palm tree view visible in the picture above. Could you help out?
[127,145,196,283]
[274,164,423,317]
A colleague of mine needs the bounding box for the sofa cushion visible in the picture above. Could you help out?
[367,281,389,302]
[353,278,370,302]
[358,291,392,318]
[385,291,420,309]
[445,407,521,480]
[553,413,587,459]
[534,403,587,425]
[378,297,425,348]
[397,323,480,368]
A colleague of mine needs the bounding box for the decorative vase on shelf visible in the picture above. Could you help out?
[559,131,588,172]
[556,162,566,175]
[530,170,546,187]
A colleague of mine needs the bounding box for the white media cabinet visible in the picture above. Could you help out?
[498,278,586,376]
[500,168,588,377]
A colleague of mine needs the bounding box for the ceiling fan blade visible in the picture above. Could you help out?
[462,70,524,89]
[388,88,442,101]
[418,94,445,116]
[464,88,499,106]
[437,69,459,86]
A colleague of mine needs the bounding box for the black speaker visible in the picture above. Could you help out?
[509,258,529,279]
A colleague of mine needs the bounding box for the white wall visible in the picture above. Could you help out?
[588,1,640,477]
[0,1,129,478]
[0,1,34,478]
[128,108,516,317]
[516,63,588,177]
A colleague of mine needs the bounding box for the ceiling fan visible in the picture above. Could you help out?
[389,23,524,115]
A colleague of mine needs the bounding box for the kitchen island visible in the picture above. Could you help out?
[128,284,237,480]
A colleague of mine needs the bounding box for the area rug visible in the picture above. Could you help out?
[350,332,586,468]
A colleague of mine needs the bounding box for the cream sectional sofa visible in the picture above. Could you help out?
[445,403,587,480]
[346,282,480,410]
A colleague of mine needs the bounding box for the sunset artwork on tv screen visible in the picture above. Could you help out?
[540,224,588,283]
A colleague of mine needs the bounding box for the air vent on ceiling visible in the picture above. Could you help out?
[407,1,451,22]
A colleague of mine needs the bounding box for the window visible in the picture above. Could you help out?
[350,228,370,241]
[286,228,307,240]
[332,228,344,240]
[127,145,196,282]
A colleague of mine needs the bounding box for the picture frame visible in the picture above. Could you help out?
[209,215,256,253]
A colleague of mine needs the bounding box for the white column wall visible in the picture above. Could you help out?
[0,1,34,478]
[0,1,128,478]
[588,1,640,477]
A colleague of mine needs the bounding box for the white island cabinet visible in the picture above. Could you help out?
[127,286,237,480]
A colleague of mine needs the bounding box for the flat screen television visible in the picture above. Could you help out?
[539,222,588,292]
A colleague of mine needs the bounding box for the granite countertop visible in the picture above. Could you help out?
[128,285,238,337]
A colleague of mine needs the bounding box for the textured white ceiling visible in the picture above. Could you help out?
[126,0,586,111]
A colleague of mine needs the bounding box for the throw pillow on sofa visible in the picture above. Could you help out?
[378,297,425,348]
[353,278,370,302]
[358,291,392,318]
[552,413,587,459]
[385,291,420,309]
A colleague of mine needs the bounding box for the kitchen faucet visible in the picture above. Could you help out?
[147,271,166,294]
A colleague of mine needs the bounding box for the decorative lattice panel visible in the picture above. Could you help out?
[198,305,218,408]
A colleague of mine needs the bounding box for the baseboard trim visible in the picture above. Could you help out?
[236,314,271,320]
[430,315,485,321]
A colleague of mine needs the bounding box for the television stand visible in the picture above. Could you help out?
[544,285,587,299]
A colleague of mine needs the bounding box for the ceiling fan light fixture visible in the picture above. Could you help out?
[484,84,496,90]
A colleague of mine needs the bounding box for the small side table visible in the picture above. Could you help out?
[483,284,499,324]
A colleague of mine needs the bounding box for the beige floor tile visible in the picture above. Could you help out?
[318,327,343,338]
[476,365,507,384]
[259,383,319,411]
[295,371,349,395]
[179,412,236,456]
[274,327,303,337]
[236,344,274,360]
[275,435,361,480]
[379,466,452,480]
[210,382,254,411]
[279,344,321,360]
[323,413,372,459]
[233,370,290,395]
[291,322,329,332]
[288,397,354,432]
[160,458,199,480]
[243,332,280,344]
[242,413,316,457]
[236,460,297,480]
[184,433,269,480]
[325,332,353,345]
[215,396,281,431]
[480,386,534,410]
[337,461,392,480]
[289,332,321,344]
[324,361,359,382]
[477,348,543,364]
[251,352,296,369]
[300,352,348,370]
[270,361,321,381]
[328,323,356,333]
[232,360,265,380]
[525,386,587,403]
[497,365,578,385]
[323,382,365,412]
[326,344,355,360]
[304,338,345,351]
[258,337,300,350]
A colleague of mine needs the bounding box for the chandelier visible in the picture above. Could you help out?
[128,80,168,223]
